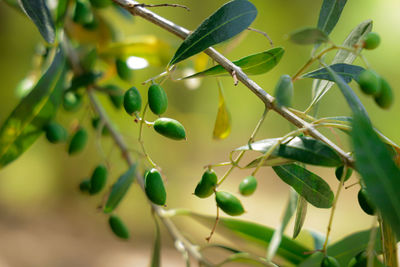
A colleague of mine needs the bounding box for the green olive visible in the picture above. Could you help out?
[68,128,88,155]
[357,70,381,96]
[44,121,68,144]
[153,118,186,140]
[79,179,91,192]
[89,164,108,195]
[89,0,112,8]
[374,77,394,109]
[105,84,124,109]
[239,176,257,196]
[320,256,340,267]
[194,170,218,198]
[148,84,168,115]
[116,58,132,81]
[358,188,376,215]
[145,169,166,206]
[274,74,293,107]
[335,166,353,182]
[123,87,142,115]
[348,251,367,267]
[363,32,381,50]
[215,191,245,216]
[109,215,130,240]
[73,0,94,25]
[63,91,82,112]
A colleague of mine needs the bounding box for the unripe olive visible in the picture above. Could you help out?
[79,179,91,192]
[73,0,94,25]
[68,128,88,155]
[105,84,124,109]
[153,118,186,140]
[239,176,257,196]
[348,251,367,267]
[321,256,340,267]
[335,166,353,182]
[89,164,107,195]
[374,77,394,109]
[363,32,381,50]
[63,91,82,112]
[148,84,168,115]
[116,58,132,81]
[194,170,218,198]
[89,0,112,8]
[109,215,130,239]
[145,169,166,206]
[215,191,245,216]
[357,70,381,96]
[358,188,376,215]
[123,87,142,115]
[44,122,68,144]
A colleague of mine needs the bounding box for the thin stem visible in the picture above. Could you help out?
[138,103,158,168]
[247,27,274,47]
[366,216,378,267]
[133,3,190,12]
[205,205,220,242]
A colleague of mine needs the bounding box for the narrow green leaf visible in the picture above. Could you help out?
[236,136,342,167]
[0,50,65,168]
[169,0,257,65]
[310,20,372,108]
[55,0,70,28]
[317,0,348,35]
[245,156,294,168]
[182,48,284,79]
[104,165,136,213]
[293,195,308,239]
[289,27,329,45]
[150,218,161,267]
[272,164,334,208]
[18,0,56,43]
[213,80,231,140]
[352,112,400,239]
[267,190,298,261]
[303,63,364,83]
[274,74,293,108]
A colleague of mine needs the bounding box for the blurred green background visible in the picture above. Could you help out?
[0,0,399,266]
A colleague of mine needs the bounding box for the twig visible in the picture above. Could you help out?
[247,27,274,47]
[133,3,190,12]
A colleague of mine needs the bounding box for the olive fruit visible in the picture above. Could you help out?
[123,87,142,115]
[239,176,257,196]
[105,84,124,109]
[108,215,130,239]
[89,0,112,8]
[358,188,376,215]
[148,84,168,115]
[274,74,293,108]
[320,256,340,267]
[374,77,394,109]
[116,58,132,81]
[335,166,353,182]
[68,128,88,155]
[357,70,381,96]
[63,91,82,112]
[73,0,93,25]
[153,118,186,140]
[363,32,381,50]
[79,179,91,192]
[44,122,68,144]
[215,191,244,216]
[194,170,218,198]
[89,164,107,195]
[348,251,367,267]
[145,169,166,206]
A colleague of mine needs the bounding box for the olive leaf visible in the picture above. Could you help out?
[293,195,307,239]
[218,253,278,267]
[213,80,231,140]
[104,165,136,213]
[181,47,285,79]
[274,74,293,108]
[0,50,66,168]
[303,63,364,83]
[18,0,56,43]
[169,0,257,65]
[272,164,334,208]
[317,0,348,35]
[289,27,329,45]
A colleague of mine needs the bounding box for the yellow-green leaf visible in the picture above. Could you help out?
[213,81,231,140]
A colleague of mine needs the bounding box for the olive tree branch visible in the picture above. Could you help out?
[112,0,354,168]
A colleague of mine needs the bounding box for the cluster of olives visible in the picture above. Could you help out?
[194,169,258,216]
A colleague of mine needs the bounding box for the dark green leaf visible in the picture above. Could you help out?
[352,112,400,239]
[182,48,284,79]
[18,0,56,43]
[303,63,364,83]
[0,50,66,168]
[274,74,293,107]
[245,156,294,168]
[289,27,329,45]
[272,164,334,208]
[104,165,136,213]
[293,195,307,239]
[236,136,342,167]
[169,0,257,65]
[150,218,161,267]
[317,0,348,35]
